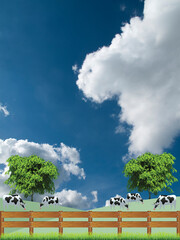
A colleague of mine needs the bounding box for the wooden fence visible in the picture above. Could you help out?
[0,211,180,237]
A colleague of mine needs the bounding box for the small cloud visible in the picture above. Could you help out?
[72,64,79,74]
[115,125,126,134]
[110,114,116,119]
[132,9,138,17]
[91,191,98,202]
[82,97,89,103]
[122,153,135,163]
[56,189,90,209]
[120,4,126,12]
[0,104,10,117]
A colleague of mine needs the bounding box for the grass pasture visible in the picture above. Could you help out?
[0,197,180,237]
[1,232,180,240]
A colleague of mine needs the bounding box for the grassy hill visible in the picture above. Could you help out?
[0,197,180,235]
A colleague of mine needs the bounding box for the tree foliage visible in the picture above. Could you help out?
[122,152,178,199]
[4,155,59,201]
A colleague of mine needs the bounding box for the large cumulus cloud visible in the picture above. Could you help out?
[76,0,180,161]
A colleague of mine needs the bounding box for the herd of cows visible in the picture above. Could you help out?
[1,193,177,211]
[2,195,61,210]
[109,193,177,210]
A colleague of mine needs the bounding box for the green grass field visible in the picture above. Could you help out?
[1,232,180,240]
[0,197,180,236]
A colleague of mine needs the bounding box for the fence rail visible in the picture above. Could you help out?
[0,211,180,237]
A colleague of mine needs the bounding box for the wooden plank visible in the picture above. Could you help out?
[150,212,177,218]
[2,221,30,228]
[2,212,30,218]
[32,221,60,228]
[149,221,177,228]
[90,212,119,218]
[61,212,89,218]
[61,221,89,228]
[121,221,148,228]
[121,212,148,218]
[90,221,118,228]
[31,212,60,218]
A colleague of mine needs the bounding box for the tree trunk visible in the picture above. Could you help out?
[31,192,34,201]
[148,190,151,199]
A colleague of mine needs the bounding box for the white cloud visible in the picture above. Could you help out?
[0,138,85,198]
[115,125,126,134]
[57,143,85,180]
[72,64,79,74]
[91,191,98,202]
[76,0,180,161]
[56,189,90,209]
[120,5,126,12]
[0,104,9,117]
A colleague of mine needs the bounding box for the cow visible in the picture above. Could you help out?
[110,195,129,210]
[153,195,176,210]
[40,196,62,208]
[3,194,26,210]
[126,193,143,204]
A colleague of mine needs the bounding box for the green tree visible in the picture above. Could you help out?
[4,155,59,201]
[122,152,178,199]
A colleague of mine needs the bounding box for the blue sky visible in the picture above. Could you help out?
[0,0,180,210]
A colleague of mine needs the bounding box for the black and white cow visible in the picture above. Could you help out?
[3,194,26,210]
[153,195,176,210]
[110,195,129,210]
[126,193,143,204]
[40,196,62,208]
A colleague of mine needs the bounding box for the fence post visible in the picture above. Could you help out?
[29,211,34,236]
[0,211,1,238]
[0,211,4,237]
[29,211,34,235]
[177,211,180,236]
[59,211,63,235]
[88,211,92,235]
[118,211,122,234]
[147,211,151,235]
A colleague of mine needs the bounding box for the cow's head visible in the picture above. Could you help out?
[21,203,26,210]
[19,198,26,210]
[135,193,143,203]
[40,203,44,208]
[153,201,159,210]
